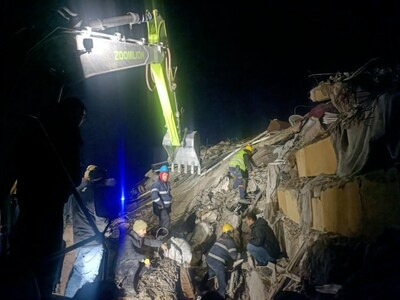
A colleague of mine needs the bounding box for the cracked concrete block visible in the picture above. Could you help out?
[189,222,213,249]
[277,187,300,224]
[246,270,270,300]
[200,211,218,223]
[214,176,231,192]
[220,212,240,229]
[295,137,337,177]
[311,181,361,236]
[248,178,258,193]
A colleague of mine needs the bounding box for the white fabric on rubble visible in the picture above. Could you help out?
[167,237,192,265]
[299,117,326,146]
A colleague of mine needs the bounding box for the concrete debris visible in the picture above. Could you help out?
[266,119,291,133]
[136,258,179,300]
[188,222,213,250]
[199,211,218,224]
[246,270,270,300]
[52,60,400,299]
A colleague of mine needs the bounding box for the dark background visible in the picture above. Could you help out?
[2,0,400,193]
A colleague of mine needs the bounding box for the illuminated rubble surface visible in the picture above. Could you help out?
[57,62,400,300]
[120,63,400,300]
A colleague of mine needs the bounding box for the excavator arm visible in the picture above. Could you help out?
[27,9,201,174]
[146,10,181,147]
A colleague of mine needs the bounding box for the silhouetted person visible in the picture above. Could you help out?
[9,97,86,299]
[65,165,112,298]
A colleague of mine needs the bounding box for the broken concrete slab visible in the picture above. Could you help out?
[295,136,337,177]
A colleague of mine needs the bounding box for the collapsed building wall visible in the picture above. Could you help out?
[56,60,400,299]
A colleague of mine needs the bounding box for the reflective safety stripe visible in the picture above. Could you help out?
[153,198,161,203]
[216,242,236,254]
[208,252,225,264]
[159,191,169,194]
[215,242,228,251]
[151,188,159,193]
[164,201,171,204]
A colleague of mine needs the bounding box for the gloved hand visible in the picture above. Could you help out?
[144,258,151,268]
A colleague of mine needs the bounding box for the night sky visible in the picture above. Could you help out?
[3,0,400,190]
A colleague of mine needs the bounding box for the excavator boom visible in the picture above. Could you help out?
[27,9,201,174]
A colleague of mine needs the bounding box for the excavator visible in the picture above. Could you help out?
[24,8,201,174]
[0,8,199,297]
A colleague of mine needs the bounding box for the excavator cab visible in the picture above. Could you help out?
[26,8,201,174]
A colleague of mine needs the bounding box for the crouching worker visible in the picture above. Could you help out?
[206,224,238,298]
[115,220,168,296]
[245,211,280,266]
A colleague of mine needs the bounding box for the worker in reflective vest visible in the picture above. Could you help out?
[228,144,257,204]
[151,165,172,236]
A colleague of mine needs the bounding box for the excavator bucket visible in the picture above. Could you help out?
[163,131,201,175]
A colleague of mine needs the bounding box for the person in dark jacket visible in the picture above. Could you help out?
[151,165,172,235]
[115,219,167,296]
[228,144,257,206]
[64,165,114,298]
[245,211,280,266]
[206,224,238,298]
[9,97,85,298]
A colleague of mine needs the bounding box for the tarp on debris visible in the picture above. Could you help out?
[331,91,400,177]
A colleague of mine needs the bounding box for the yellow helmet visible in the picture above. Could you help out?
[244,144,253,153]
[222,223,234,233]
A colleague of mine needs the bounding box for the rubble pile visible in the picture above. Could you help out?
[136,258,180,300]
[128,61,399,299]
[153,59,399,299]
[56,59,399,299]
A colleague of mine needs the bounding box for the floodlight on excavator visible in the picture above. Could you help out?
[30,8,201,174]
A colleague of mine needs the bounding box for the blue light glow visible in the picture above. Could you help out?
[119,140,126,213]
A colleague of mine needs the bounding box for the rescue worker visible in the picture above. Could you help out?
[115,219,167,296]
[206,224,238,298]
[245,211,280,266]
[151,165,172,236]
[228,144,257,208]
[64,165,111,298]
